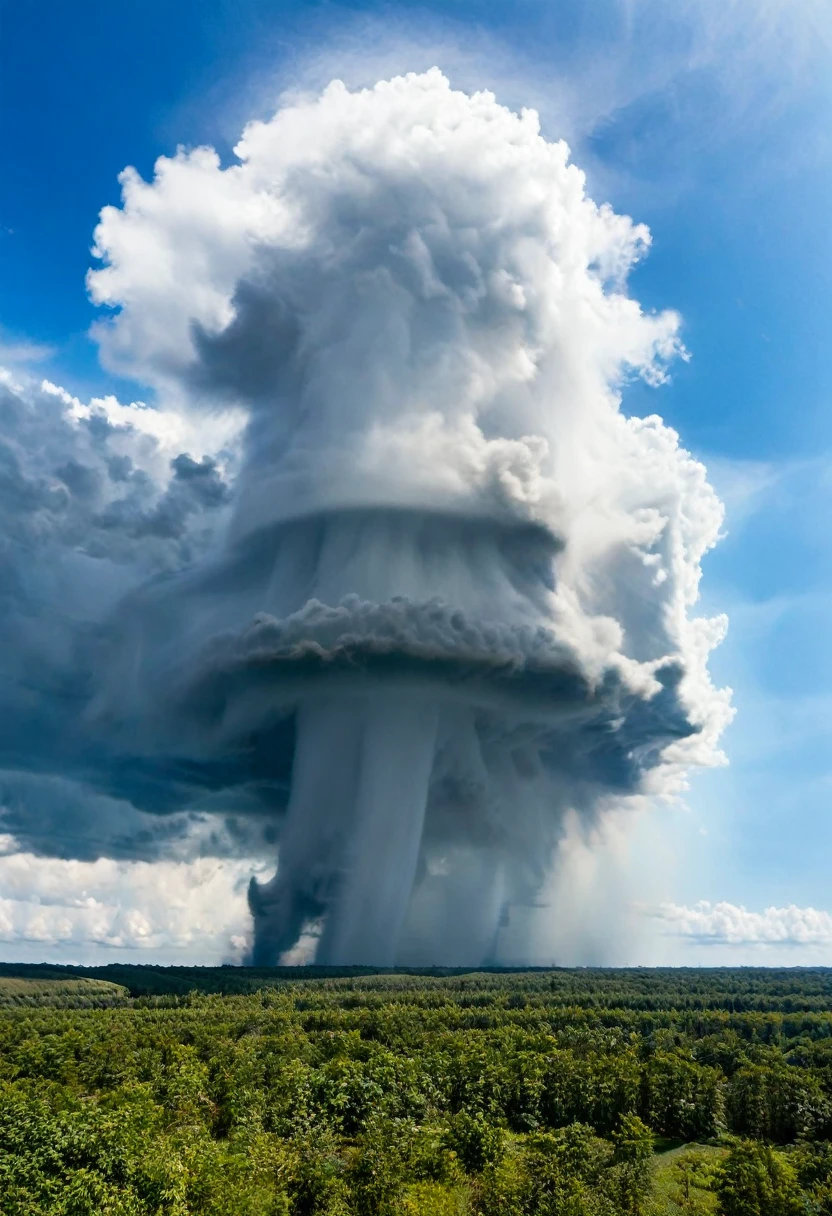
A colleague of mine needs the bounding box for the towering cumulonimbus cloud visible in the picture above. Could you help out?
[7,70,732,965]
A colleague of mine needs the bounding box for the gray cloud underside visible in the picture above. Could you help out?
[174,598,697,775]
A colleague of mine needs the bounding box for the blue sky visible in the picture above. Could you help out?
[1,0,831,962]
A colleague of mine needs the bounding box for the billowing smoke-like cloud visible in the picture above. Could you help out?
[3,70,731,965]
[653,901,832,947]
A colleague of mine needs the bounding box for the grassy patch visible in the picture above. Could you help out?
[650,1142,727,1215]
[653,1136,689,1154]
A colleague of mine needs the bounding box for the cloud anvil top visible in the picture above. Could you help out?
[0,69,731,966]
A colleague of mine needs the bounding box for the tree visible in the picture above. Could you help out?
[444,1110,504,1175]
[669,1150,716,1215]
[607,1114,654,1216]
[713,1140,804,1216]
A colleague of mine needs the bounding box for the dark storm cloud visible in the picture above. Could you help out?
[0,374,234,860]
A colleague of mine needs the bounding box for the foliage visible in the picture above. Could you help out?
[1,967,832,1212]
[0,977,129,1009]
[713,1140,804,1216]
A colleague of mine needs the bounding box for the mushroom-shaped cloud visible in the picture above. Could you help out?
[83,70,732,965]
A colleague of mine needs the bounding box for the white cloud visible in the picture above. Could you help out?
[653,899,832,946]
[0,836,267,961]
[40,377,243,467]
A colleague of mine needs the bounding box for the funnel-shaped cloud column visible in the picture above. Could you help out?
[77,70,732,965]
[249,694,439,967]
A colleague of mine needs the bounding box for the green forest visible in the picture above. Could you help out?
[3,965,832,1215]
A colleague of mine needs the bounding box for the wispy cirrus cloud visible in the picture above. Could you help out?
[0,327,55,367]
